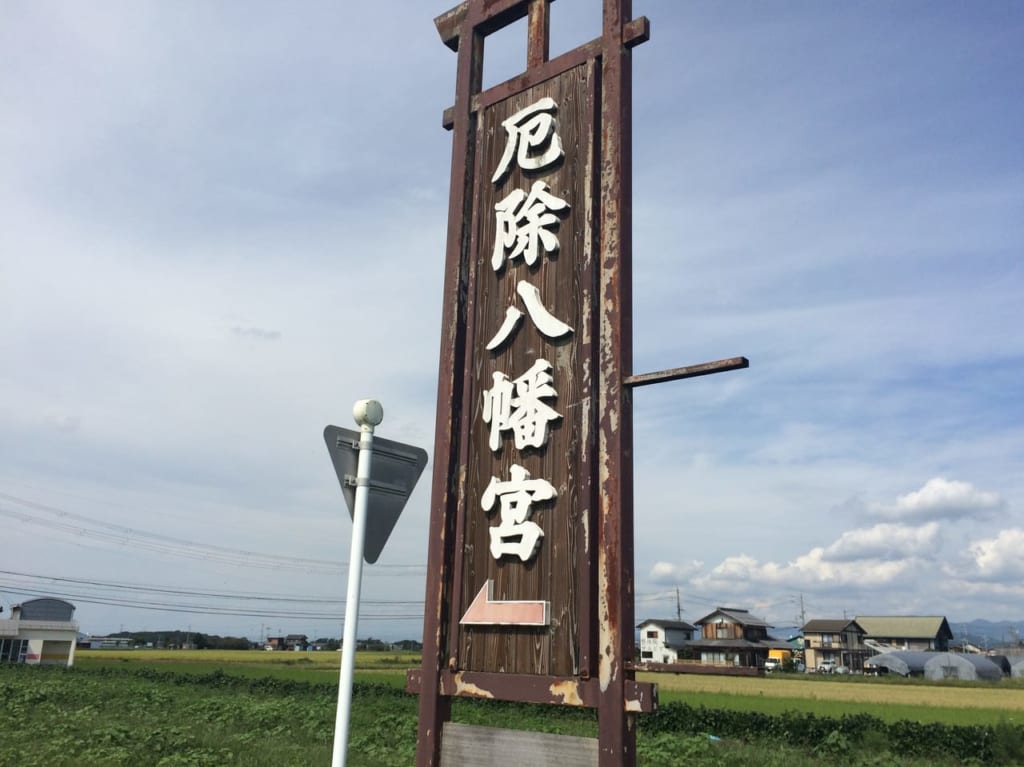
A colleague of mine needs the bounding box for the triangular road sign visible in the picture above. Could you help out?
[323,425,429,564]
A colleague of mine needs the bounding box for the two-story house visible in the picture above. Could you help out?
[636,619,695,664]
[856,616,953,652]
[686,607,790,668]
[801,618,870,671]
[0,598,78,667]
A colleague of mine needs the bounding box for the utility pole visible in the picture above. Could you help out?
[675,588,682,621]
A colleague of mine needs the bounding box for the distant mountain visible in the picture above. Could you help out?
[950,619,1024,650]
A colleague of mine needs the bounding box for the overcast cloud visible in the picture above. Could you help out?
[1,1,1022,641]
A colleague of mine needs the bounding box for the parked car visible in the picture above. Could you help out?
[764,658,782,673]
[817,660,837,673]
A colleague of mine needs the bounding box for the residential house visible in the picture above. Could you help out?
[284,634,309,651]
[801,619,870,671]
[686,607,790,668]
[637,619,695,664]
[0,598,79,667]
[856,616,953,652]
[264,636,286,651]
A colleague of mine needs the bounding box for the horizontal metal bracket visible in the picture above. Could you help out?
[624,356,749,388]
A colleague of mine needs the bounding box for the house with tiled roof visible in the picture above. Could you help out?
[801,618,870,672]
[685,607,790,669]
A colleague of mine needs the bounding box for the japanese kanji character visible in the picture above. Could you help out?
[481,463,556,561]
[481,358,562,452]
[485,280,573,351]
[493,181,570,271]
[491,96,564,184]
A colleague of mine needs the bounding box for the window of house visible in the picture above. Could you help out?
[0,639,28,663]
[640,650,653,659]
[646,630,658,638]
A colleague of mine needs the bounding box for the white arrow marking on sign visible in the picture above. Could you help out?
[459,580,550,626]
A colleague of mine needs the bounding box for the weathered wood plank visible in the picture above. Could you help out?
[441,723,597,767]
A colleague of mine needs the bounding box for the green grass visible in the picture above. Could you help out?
[5,663,1017,766]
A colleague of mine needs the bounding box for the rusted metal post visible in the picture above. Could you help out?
[597,0,636,764]
[527,0,550,68]
[416,5,484,766]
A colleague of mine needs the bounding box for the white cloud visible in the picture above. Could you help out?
[823,522,940,562]
[649,560,704,585]
[964,529,1024,581]
[871,478,1005,522]
[686,520,941,598]
[692,549,915,594]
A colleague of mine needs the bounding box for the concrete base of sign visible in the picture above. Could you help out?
[440,723,597,767]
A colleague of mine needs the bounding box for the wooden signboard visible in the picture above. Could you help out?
[407,2,654,765]
[407,2,742,765]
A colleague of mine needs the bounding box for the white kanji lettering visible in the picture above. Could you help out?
[481,371,515,452]
[485,280,574,351]
[493,181,570,271]
[481,359,561,452]
[481,463,556,561]
[491,96,564,184]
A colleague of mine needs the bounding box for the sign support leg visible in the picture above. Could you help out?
[331,400,383,767]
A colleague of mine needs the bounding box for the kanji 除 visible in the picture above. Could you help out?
[493,181,570,271]
[481,358,562,452]
[491,96,564,184]
[481,463,556,561]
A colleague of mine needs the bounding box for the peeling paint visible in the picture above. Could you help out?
[549,680,584,706]
[453,673,496,699]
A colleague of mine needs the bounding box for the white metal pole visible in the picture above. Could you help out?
[331,399,383,767]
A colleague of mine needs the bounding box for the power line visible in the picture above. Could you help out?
[1,583,423,622]
[0,568,427,622]
[0,491,427,574]
[0,569,422,606]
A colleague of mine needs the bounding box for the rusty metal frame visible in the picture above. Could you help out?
[416,6,483,764]
[624,356,750,388]
[595,0,636,762]
[416,2,650,765]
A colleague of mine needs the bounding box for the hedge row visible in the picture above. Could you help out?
[643,702,1024,764]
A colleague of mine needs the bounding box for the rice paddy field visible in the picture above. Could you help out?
[75,649,1024,726]
[645,670,1024,726]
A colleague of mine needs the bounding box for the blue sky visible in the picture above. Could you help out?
[1,1,1022,641]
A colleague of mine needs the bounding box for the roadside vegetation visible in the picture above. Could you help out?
[3,652,1022,765]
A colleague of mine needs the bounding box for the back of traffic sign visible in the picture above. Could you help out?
[324,425,428,564]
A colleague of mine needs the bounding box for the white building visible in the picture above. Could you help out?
[637,619,695,664]
[0,598,79,667]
